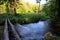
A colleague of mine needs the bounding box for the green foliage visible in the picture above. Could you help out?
[0,13,50,25]
[42,0,57,19]
[0,1,43,13]
[0,4,6,13]
[40,13,50,20]
[43,0,60,36]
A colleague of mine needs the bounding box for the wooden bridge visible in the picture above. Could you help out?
[3,19,47,40]
[4,19,21,40]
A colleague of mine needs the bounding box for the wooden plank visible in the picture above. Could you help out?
[4,19,9,40]
[8,19,21,40]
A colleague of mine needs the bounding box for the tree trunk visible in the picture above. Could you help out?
[6,0,10,13]
[14,0,17,16]
[14,7,17,15]
[38,2,41,13]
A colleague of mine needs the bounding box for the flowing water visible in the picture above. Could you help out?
[15,20,50,40]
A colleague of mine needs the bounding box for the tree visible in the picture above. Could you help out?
[0,0,21,15]
[0,0,10,13]
[48,0,59,36]
[10,0,22,15]
[13,0,17,15]
[36,0,41,13]
[42,0,60,35]
[6,0,10,13]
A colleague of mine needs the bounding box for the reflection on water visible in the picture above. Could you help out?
[15,20,50,40]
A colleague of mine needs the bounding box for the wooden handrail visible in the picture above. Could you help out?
[8,19,21,40]
[4,19,9,40]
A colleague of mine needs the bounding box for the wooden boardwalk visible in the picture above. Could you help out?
[4,19,21,40]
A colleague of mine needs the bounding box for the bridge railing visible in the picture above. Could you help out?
[8,19,21,40]
[4,19,9,40]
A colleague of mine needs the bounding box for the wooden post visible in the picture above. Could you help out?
[8,19,21,40]
[4,19,9,40]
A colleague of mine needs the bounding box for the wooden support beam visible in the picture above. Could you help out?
[4,19,9,40]
[8,19,21,40]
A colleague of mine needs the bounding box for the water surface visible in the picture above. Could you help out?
[15,20,50,40]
